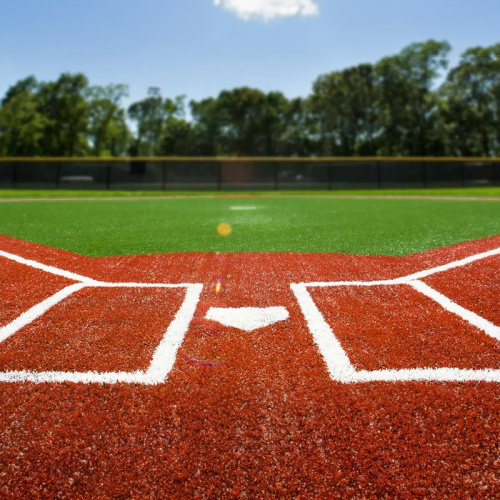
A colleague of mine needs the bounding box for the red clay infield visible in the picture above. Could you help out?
[0,234,499,499]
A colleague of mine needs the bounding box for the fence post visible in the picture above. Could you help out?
[376,162,381,189]
[12,162,17,188]
[492,162,499,186]
[328,163,333,190]
[56,162,61,188]
[106,163,112,190]
[274,163,279,191]
[421,161,427,188]
[217,162,222,191]
[162,161,167,191]
[460,162,465,187]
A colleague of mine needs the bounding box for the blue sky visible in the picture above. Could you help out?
[1,0,499,109]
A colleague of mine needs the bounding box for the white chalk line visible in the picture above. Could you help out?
[0,249,203,384]
[0,370,151,384]
[146,284,203,382]
[0,284,86,344]
[0,249,97,284]
[292,247,500,383]
[0,243,499,384]
[290,284,355,380]
[230,206,257,210]
[410,280,500,342]
[401,247,500,282]
[305,246,500,288]
[0,282,202,384]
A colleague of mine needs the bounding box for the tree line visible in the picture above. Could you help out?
[1,40,499,158]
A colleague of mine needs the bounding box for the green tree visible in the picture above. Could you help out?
[196,87,290,156]
[128,95,189,156]
[375,40,451,155]
[38,73,90,156]
[85,84,130,156]
[158,96,194,155]
[278,97,317,156]
[215,87,268,155]
[439,43,500,156]
[128,96,165,156]
[0,77,47,156]
[311,63,378,155]
[190,97,223,155]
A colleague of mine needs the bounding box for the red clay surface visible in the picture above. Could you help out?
[0,260,73,327]
[311,284,500,371]
[425,255,500,326]
[0,287,186,373]
[0,234,499,499]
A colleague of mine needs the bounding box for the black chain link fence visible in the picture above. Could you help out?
[0,159,499,190]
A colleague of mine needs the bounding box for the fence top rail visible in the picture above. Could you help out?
[1,156,500,163]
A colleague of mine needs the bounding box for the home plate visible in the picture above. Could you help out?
[205,307,289,332]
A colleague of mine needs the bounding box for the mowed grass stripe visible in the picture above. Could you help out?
[0,196,498,256]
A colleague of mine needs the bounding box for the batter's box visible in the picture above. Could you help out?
[291,279,500,383]
[0,282,203,384]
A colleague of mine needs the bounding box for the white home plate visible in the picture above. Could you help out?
[205,307,289,332]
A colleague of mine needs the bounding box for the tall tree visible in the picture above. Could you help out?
[190,97,223,155]
[375,40,451,155]
[38,73,90,156]
[311,63,377,155]
[128,96,166,156]
[0,77,47,156]
[439,43,500,156]
[278,97,317,156]
[201,87,289,156]
[158,96,194,155]
[85,84,130,156]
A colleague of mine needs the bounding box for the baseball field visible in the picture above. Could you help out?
[0,188,499,498]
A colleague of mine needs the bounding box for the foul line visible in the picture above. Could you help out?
[0,249,97,284]
[305,247,500,287]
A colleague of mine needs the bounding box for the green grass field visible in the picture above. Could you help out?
[1,186,500,198]
[0,188,498,256]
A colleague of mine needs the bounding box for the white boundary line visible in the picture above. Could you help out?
[291,247,500,383]
[0,284,86,344]
[0,249,98,283]
[0,251,203,384]
[0,245,499,384]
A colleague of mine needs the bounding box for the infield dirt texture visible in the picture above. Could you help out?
[0,233,499,498]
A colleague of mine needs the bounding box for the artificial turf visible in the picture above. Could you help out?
[0,193,498,256]
[1,187,500,198]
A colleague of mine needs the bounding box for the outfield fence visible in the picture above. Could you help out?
[0,157,499,191]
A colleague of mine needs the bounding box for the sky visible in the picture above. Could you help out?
[1,0,499,109]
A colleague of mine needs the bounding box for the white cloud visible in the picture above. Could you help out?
[213,0,319,21]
